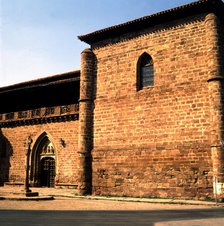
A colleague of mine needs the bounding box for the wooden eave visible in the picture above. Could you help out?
[0,70,80,94]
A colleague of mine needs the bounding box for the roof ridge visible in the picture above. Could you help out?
[0,70,80,92]
[78,0,224,44]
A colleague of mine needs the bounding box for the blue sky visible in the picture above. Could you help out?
[0,0,194,87]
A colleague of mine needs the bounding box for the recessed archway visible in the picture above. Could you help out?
[30,132,56,187]
[0,131,13,186]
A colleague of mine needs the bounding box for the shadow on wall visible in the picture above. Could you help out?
[0,130,13,186]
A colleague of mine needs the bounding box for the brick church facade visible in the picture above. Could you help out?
[0,0,224,200]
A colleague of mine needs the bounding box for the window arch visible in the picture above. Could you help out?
[137,53,154,90]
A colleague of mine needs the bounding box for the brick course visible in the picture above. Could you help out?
[1,119,79,188]
[1,0,224,200]
[90,14,218,198]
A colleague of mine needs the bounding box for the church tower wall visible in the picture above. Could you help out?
[91,14,218,199]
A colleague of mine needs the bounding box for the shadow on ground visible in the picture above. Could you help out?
[0,208,223,225]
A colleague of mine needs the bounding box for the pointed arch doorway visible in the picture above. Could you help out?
[30,132,56,187]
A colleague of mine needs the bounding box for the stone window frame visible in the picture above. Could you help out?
[137,52,154,91]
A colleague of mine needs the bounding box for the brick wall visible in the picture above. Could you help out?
[1,120,79,187]
[91,14,214,199]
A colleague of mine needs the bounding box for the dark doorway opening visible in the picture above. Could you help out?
[40,157,55,187]
[30,132,56,187]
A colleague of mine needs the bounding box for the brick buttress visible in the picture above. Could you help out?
[77,48,94,195]
[206,13,224,201]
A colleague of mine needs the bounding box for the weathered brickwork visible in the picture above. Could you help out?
[91,14,216,198]
[77,49,95,194]
[93,148,212,199]
[1,0,224,200]
[1,119,79,188]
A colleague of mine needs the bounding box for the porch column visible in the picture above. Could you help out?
[77,48,94,195]
[206,13,224,201]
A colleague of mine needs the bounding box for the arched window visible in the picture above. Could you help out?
[137,53,154,90]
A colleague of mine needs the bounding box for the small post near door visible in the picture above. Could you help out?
[24,135,39,197]
[25,135,32,193]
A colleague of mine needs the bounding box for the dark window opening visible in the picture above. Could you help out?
[137,53,154,90]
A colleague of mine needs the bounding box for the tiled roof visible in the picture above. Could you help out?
[78,0,224,45]
[0,70,80,94]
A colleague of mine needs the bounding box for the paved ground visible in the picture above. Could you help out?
[0,199,223,225]
[1,186,223,206]
[0,186,223,225]
[0,197,215,211]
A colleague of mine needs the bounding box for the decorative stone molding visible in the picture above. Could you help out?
[5,112,14,121]
[0,104,79,128]
[40,141,55,159]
